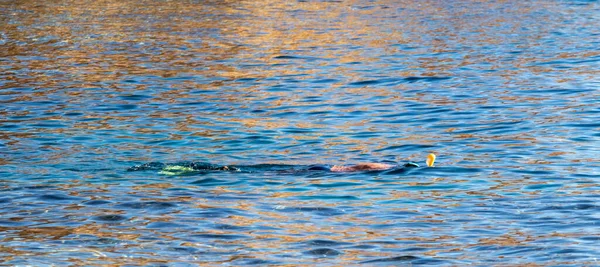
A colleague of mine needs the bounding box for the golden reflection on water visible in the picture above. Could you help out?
[2,0,582,85]
[1,175,600,264]
[2,0,596,159]
[2,0,600,265]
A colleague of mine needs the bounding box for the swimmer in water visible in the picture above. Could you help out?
[127,154,436,175]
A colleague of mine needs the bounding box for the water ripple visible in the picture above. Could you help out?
[1,0,599,265]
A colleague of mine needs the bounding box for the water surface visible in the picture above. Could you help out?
[1,0,600,265]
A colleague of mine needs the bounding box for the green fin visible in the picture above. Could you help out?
[159,165,195,176]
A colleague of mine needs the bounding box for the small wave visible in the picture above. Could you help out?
[348,76,450,86]
[304,248,343,257]
[374,144,436,152]
[361,255,419,263]
[116,201,177,210]
[303,239,351,247]
[93,214,127,222]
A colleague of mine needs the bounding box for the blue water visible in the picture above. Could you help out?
[1,0,600,265]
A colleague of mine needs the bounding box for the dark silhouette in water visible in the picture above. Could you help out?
[127,154,436,175]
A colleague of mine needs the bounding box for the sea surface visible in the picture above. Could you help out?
[1,0,600,265]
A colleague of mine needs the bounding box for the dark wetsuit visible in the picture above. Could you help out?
[128,162,420,173]
[307,164,332,171]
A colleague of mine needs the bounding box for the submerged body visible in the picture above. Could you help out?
[127,154,436,175]
[331,162,395,172]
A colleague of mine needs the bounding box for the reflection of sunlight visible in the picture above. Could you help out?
[2,0,600,265]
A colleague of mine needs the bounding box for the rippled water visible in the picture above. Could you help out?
[1,0,600,265]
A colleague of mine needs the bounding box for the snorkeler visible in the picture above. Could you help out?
[127,154,436,175]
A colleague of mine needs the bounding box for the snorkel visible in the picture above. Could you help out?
[401,153,436,168]
[426,153,436,167]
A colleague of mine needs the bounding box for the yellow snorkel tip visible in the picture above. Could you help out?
[426,153,436,167]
